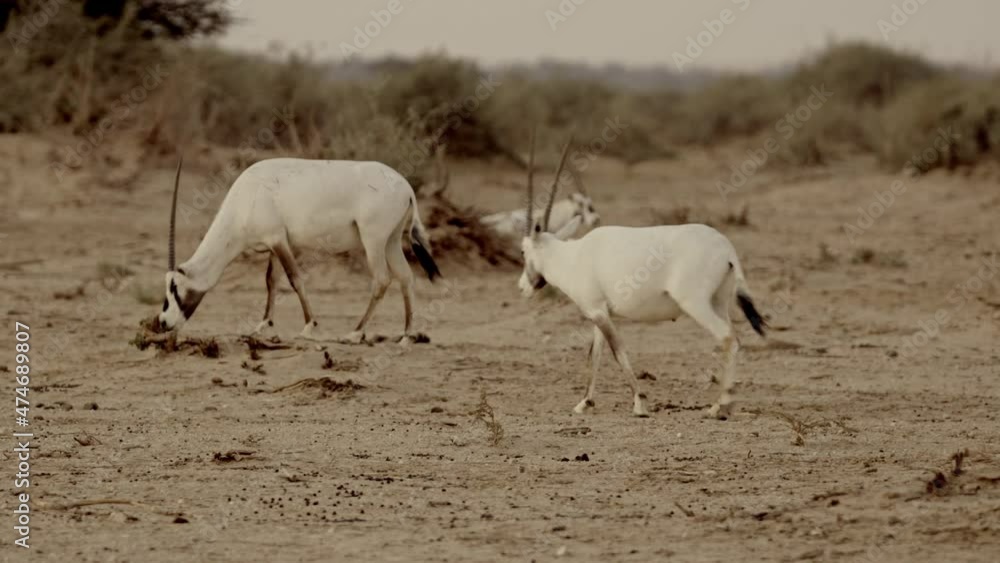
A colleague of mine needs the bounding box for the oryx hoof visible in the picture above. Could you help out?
[253,319,275,336]
[706,403,734,421]
[340,330,365,345]
[632,395,650,418]
[573,398,595,414]
[297,321,321,341]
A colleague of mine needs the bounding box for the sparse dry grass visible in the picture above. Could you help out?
[747,408,859,446]
[470,391,505,446]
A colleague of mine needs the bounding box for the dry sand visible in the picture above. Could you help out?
[2,135,998,562]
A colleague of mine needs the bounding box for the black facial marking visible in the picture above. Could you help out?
[162,298,169,312]
[179,289,206,319]
[169,279,205,320]
[169,280,181,307]
[533,276,547,290]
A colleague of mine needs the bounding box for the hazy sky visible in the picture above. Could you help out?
[219,1,996,70]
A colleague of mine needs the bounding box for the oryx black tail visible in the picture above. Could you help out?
[409,198,440,282]
[736,292,766,337]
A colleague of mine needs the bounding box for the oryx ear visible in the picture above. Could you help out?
[552,215,582,241]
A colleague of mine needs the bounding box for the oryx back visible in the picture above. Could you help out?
[232,158,413,254]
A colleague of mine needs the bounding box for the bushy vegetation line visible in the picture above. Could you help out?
[3,1,999,180]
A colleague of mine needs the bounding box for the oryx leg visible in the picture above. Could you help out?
[253,253,281,334]
[677,296,738,420]
[273,242,318,340]
[590,313,649,417]
[573,325,604,414]
[343,229,392,344]
[385,226,416,342]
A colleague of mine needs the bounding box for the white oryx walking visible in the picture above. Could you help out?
[157,158,440,343]
[517,134,766,418]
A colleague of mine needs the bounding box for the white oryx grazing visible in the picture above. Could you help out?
[157,157,440,343]
[481,160,600,240]
[518,135,766,419]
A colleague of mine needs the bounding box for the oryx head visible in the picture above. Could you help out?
[570,192,600,230]
[158,158,205,332]
[565,164,600,231]
[519,133,574,298]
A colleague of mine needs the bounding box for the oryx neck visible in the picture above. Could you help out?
[535,236,578,291]
[181,213,244,292]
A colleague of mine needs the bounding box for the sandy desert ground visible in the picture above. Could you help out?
[2,134,999,562]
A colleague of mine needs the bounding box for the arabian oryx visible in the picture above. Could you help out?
[481,160,599,240]
[518,134,766,419]
[157,158,440,343]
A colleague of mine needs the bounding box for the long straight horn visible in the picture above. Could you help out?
[524,128,536,237]
[543,136,573,231]
[168,157,183,271]
[569,161,588,196]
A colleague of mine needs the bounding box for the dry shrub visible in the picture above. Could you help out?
[926,449,971,495]
[270,377,365,398]
[0,5,163,132]
[877,76,1000,174]
[787,42,939,108]
[10,5,1000,209]
[375,54,508,160]
[419,193,520,267]
[748,408,858,446]
[671,75,790,145]
[470,391,505,446]
[775,102,881,166]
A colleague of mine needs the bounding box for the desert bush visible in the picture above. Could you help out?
[0,4,164,132]
[374,54,507,159]
[775,102,880,166]
[671,75,790,145]
[484,71,671,165]
[6,7,1000,185]
[1,0,232,39]
[877,76,1000,173]
[787,42,939,108]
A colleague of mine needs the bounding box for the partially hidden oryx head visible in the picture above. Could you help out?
[570,192,600,230]
[519,132,574,298]
[566,165,600,231]
[158,158,205,332]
